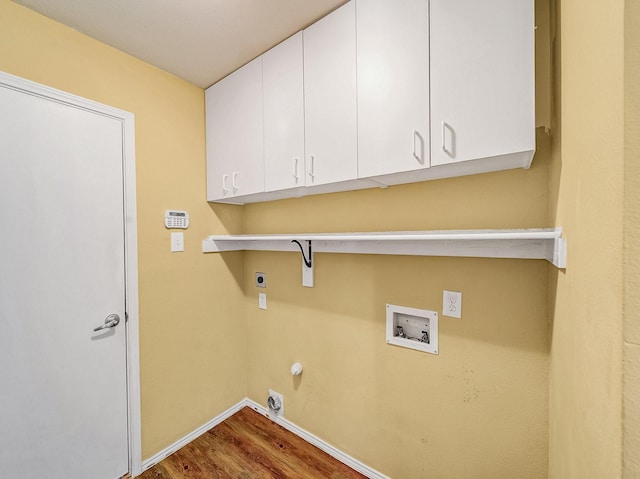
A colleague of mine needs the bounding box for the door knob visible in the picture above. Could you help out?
[93,313,120,332]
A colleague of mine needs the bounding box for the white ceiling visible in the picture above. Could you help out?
[14,0,347,88]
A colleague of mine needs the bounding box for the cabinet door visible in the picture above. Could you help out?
[430,0,534,166]
[303,1,357,186]
[263,32,305,192]
[357,0,430,178]
[206,57,264,201]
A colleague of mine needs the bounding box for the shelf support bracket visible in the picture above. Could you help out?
[552,238,567,269]
[292,240,314,287]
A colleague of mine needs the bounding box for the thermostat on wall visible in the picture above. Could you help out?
[164,210,189,229]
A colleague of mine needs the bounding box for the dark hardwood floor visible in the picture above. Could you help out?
[139,407,368,479]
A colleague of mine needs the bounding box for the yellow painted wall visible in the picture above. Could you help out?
[244,252,549,478]
[243,40,553,479]
[548,0,625,477]
[0,0,246,460]
[624,0,640,476]
[6,0,634,477]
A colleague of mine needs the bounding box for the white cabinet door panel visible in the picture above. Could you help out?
[264,32,305,192]
[206,57,264,200]
[430,0,535,166]
[357,0,430,178]
[303,1,357,186]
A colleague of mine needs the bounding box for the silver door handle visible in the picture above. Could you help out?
[413,129,425,164]
[442,121,454,157]
[93,313,120,332]
[293,158,299,182]
[232,172,239,193]
[308,155,315,181]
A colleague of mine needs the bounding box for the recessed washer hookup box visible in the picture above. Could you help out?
[386,304,438,355]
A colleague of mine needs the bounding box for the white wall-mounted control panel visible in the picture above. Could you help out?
[165,210,189,229]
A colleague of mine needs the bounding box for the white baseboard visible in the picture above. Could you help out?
[140,400,246,472]
[245,399,390,479]
[140,397,390,479]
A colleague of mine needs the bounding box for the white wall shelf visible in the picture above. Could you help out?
[202,228,567,270]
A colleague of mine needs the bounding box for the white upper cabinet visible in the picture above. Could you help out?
[205,56,264,202]
[429,0,535,167]
[263,32,305,193]
[204,0,535,204]
[303,1,358,186]
[356,0,430,178]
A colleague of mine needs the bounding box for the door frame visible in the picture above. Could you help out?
[0,71,142,477]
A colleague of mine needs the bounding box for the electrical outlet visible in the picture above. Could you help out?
[258,293,267,310]
[443,290,462,318]
[170,232,184,252]
[255,272,266,288]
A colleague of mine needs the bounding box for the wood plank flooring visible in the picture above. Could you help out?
[139,407,368,479]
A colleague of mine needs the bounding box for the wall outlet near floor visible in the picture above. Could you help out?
[443,290,462,318]
[267,389,283,418]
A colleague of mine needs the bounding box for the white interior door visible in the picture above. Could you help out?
[0,81,130,478]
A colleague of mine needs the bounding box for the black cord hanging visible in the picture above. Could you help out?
[291,240,312,268]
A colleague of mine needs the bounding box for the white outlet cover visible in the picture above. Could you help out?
[170,232,184,252]
[258,293,267,310]
[443,290,462,319]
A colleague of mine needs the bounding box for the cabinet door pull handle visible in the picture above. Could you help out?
[222,174,229,194]
[309,155,315,182]
[232,172,239,193]
[293,158,299,182]
[413,130,425,164]
[442,121,454,157]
